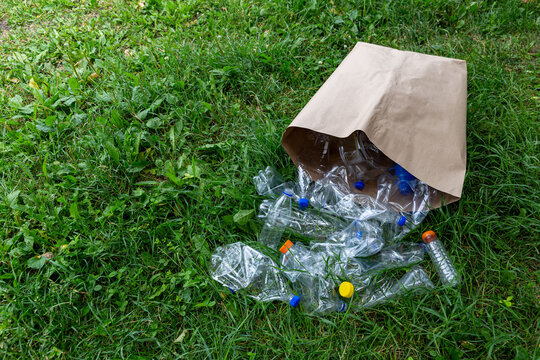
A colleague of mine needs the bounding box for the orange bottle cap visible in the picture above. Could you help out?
[422,230,437,243]
[279,240,293,254]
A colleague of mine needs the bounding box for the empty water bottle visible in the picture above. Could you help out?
[337,136,368,191]
[357,265,434,308]
[308,167,350,210]
[258,189,293,249]
[355,131,394,172]
[422,231,460,286]
[328,193,390,222]
[333,243,425,295]
[253,166,285,198]
[279,240,325,281]
[347,242,425,275]
[329,219,385,258]
[378,212,408,243]
[280,240,346,313]
[295,165,312,209]
[210,242,301,306]
[258,199,347,241]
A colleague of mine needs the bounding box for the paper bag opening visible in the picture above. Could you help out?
[282,128,449,211]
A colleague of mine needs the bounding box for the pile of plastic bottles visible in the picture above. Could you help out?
[210,131,459,314]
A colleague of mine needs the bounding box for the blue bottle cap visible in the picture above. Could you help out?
[394,164,415,181]
[298,198,309,208]
[289,295,301,308]
[398,215,406,226]
[354,181,365,190]
[395,164,416,195]
[398,181,414,195]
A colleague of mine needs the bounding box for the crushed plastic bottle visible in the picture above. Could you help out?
[346,242,425,276]
[328,219,385,258]
[258,189,293,249]
[253,166,285,198]
[331,242,425,295]
[280,240,346,313]
[337,136,368,191]
[355,131,395,173]
[308,167,350,210]
[327,193,391,222]
[210,242,300,306]
[375,174,437,241]
[295,165,312,209]
[279,240,325,281]
[258,199,347,241]
[356,265,434,308]
[422,231,460,286]
[258,200,346,240]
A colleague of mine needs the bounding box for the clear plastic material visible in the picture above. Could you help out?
[280,241,346,313]
[294,165,312,209]
[210,242,296,304]
[376,174,435,221]
[330,242,425,293]
[258,200,347,241]
[299,276,347,314]
[326,219,385,258]
[308,167,350,210]
[346,242,425,276]
[280,241,325,281]
[423,234,460,286]
[336,132,393,191]
[375,174,437,242]
[327,193,391,222]
[253,166,286,198]
[356,265,434,309]
[212,130,455,314]
[258,189,293,249]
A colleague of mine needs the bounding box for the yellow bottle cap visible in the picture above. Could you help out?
[339,282,354,298]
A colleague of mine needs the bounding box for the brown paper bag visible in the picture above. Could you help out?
[282,42,467,209]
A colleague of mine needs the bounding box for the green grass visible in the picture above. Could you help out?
[0,0,538,358]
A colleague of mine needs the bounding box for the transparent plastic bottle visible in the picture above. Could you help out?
[258,199,347,241]
[328,193,389,222]
[332,242,425,297]
[347,242,425,275]
[422,231,460,286]
[294,165,312,209]
[357,265,434,309]
[253,166,285,198]
[337,136,367,191]
[258,189,293,249]
[308,168,349,210]
[280,240,346,313]
[210,242,301,307]
[329,219,385,258]
[279,240,324,281]
[378,212,408,243]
